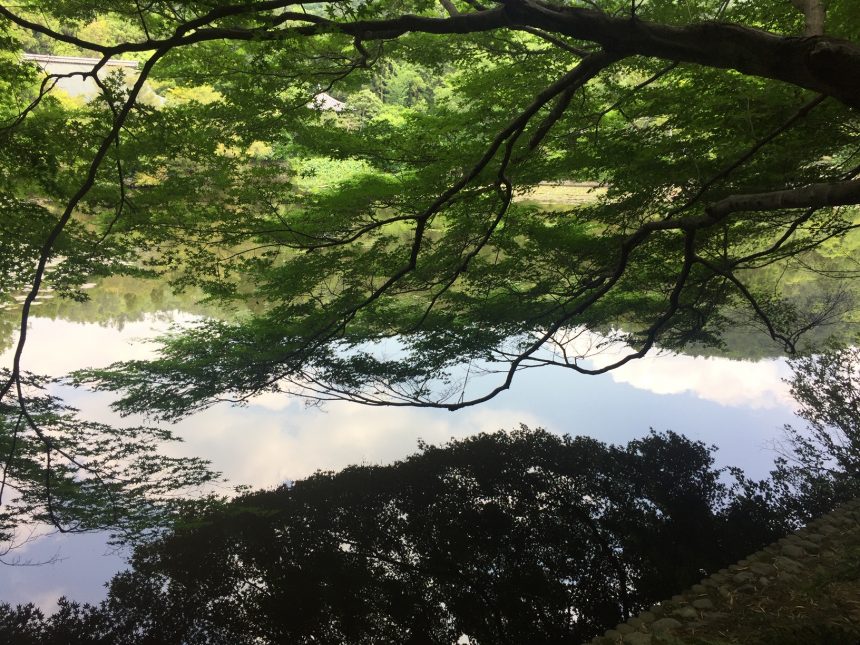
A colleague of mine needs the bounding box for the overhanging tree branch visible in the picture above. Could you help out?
[3,1,858,428]
[4,1,860,107]
[706,180,860,219]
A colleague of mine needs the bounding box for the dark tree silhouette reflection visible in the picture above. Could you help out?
[3,426,793,644]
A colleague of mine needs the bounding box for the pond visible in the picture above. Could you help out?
[0,275,800,608]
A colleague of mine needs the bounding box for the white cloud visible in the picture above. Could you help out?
[158,401,545,487]
[598,352,793,409]
[551,329,793,410]
[3,315,547,489]
[1,314,198,375]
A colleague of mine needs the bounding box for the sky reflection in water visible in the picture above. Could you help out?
[0,314,798,607]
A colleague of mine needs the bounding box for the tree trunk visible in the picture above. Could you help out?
[337,1,860,109]
[791,0,826,36]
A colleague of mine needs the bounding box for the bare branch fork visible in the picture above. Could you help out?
[498,172,860,383]
[0,58,112,134]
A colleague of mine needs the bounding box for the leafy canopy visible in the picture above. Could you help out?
[0,0,859,537]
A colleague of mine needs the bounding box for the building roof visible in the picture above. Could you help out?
[309,92,347,112]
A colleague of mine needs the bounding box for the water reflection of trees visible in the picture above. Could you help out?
[0,428,795,644]
[4,338,860,644]
[0,369,223,552]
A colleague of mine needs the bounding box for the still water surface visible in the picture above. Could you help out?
[0,290,799,608]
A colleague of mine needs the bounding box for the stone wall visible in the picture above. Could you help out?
[585,497,860,645]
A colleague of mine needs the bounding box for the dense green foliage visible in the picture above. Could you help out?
[0,0,857,419]
[771,344,860,521]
